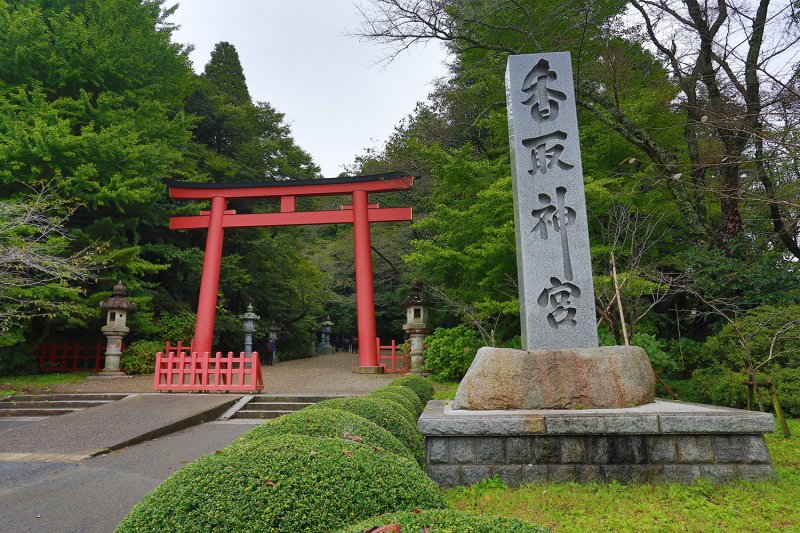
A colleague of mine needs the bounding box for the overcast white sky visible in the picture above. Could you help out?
[169,0,448,178]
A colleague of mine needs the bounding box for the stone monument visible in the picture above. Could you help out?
[418,52,775,486]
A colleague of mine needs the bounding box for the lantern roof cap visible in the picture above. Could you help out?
[402,280,428,307]
[100,281,135,311]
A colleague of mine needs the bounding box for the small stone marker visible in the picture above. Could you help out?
[506,52,598,350]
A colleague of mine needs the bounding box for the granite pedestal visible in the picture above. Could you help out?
[419,400,775,486]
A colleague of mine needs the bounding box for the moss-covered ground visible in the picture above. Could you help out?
[445,419,800,531]
[0,372,90,396]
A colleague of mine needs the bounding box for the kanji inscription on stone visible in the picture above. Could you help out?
[506,52,598,349]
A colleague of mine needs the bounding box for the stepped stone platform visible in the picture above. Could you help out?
[418,400,775,486]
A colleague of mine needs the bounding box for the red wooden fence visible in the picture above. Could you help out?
[34,341,122,373]
[376,338,410,373]
[153,346,264,393]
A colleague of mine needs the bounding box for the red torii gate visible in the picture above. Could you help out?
[166,172,413,373]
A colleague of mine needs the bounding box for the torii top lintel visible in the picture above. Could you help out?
[165,172,413,200]
[166,172,414,230]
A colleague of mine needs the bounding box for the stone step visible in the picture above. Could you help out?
[0,408,83,417]
[2,394,129,402]
[0,400,113,409]
[233,410,295,420]
[244,402,312,411]
[250,395,345,403]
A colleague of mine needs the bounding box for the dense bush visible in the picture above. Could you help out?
[704,305,800,370]
[235,407,415,462]
[339,509,546,532]
[388,374,436,404]
[771,365,800,417]
[0,333,34,376]
[382,380,429,412]
[422,325,482,381]
[116,435,444,532]
[310,397,424,464]
[367,387,423,417]
[689,366,749,409]
[120,340,162,375]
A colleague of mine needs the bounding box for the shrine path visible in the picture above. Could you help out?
[39,350,396,395]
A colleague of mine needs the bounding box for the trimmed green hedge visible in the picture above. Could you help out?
[388,374,435,404]
[234,407,414,462]
[367,388,423,418]
[339,509,546,532]
[116,435,444,533]
[309,397,424,464]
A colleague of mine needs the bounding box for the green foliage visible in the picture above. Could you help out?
[423,325,482,381]
[630,332,678,375]
[120,340,163,375]
[202,42,251,105]
[703,305,800,371]
[404,150,520,336]
[339,509,545,533]
[771,366,800,418]
[310,397,424,465]
[688,366,749,409]
[367,388,424,418]
[664,337,710,376]
[388,374,436,404]
[116,435,445,533]
[236,407,414,462]
[0,329,34,376]
[433,380,460,401]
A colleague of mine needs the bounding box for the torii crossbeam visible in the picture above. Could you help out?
[166,172,413,373]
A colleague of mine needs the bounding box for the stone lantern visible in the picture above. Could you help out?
[402,280,429,373]
[98,281,135,377]
[239,303,260,356]
[268,322,281,362]
[317,315,335,355]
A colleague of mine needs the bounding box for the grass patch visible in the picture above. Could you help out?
[0,372,89,394]
[445,419,800,531]
[432,380,460,400]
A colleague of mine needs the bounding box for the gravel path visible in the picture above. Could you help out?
[38,351,396,396]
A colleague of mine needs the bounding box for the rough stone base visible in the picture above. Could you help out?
[419,400,775,486]
[353,365,384,375]
[453,346,655,409]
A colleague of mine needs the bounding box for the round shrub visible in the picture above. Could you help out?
[116,435,445,533]
[235,407,415,462]
[339,509,546,533]
[310,397,424,464]
[388,374,436,404]
[120,340,162,375]
[375,383,426,415]
[423,325,482,381]
[367,387,423,417]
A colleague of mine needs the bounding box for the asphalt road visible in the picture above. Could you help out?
[0,420,256,533]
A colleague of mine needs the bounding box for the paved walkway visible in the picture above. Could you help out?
[0,421,254,533]
[40,351,396,395]
[0,351,404,532]
[0,395,238,461]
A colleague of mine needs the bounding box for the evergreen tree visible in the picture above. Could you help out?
[203,42,251,105]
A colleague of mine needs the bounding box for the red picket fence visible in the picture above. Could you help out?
[153,345,264,393]
[377,338,410,373]
[34,341,121,373]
